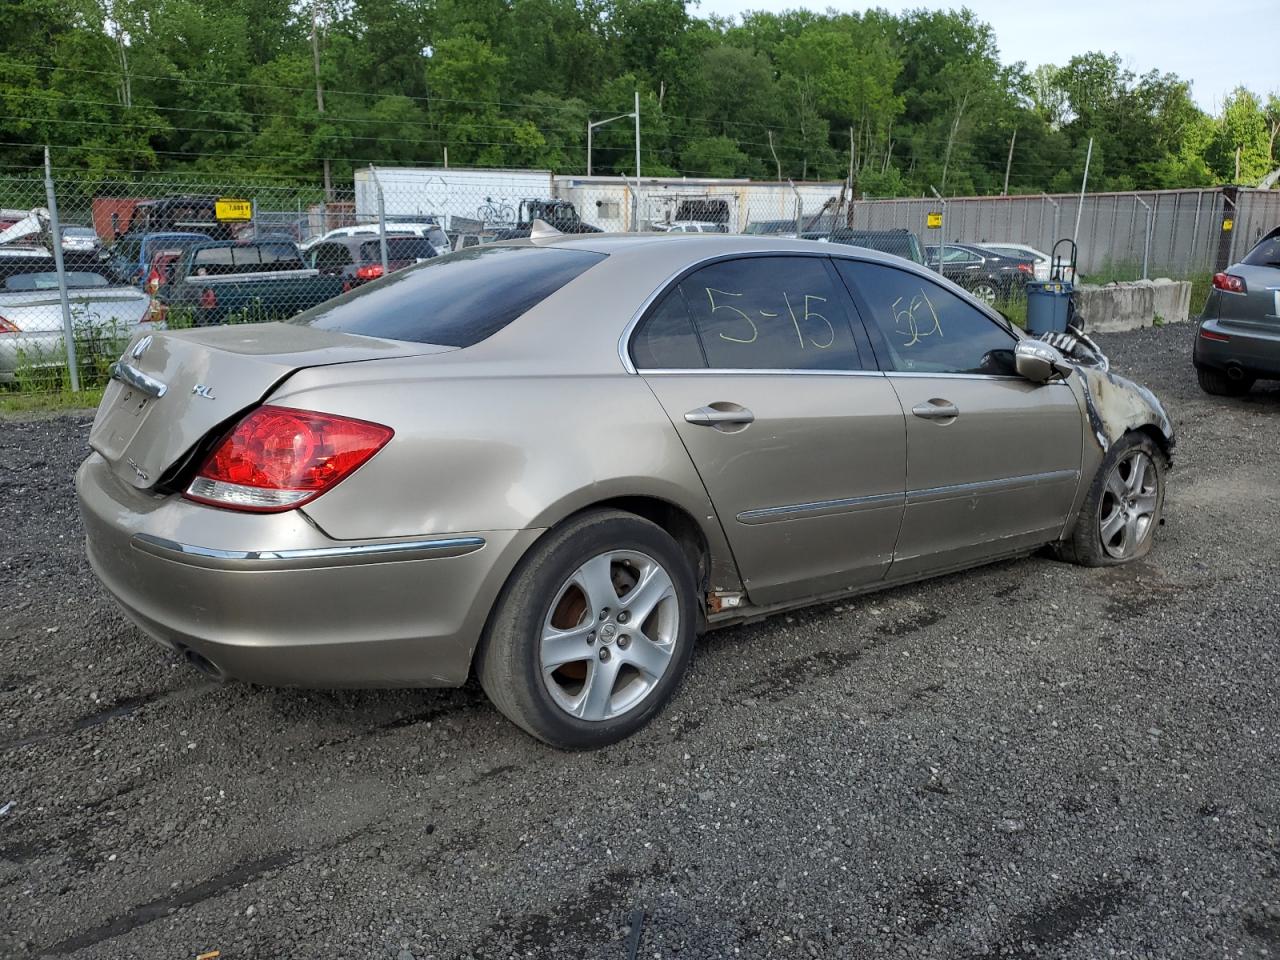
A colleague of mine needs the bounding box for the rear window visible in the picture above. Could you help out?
[6,271,109,291]
[1242,230,1280,267]
[289,245,605,347]
[359,237,435,262]
[829,231,924,264]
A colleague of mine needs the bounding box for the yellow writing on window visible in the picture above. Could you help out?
[892,290,943,347]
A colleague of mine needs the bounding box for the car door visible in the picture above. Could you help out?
[834,258,1082,578]
[630,254,907,606]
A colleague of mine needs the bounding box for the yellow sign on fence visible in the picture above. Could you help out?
[1222,217,1234,232]
[215,198,253,222]
[926,212,943,229]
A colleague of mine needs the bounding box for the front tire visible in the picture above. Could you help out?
[1060,432,1166,566]
[475,509,698,748]
[1197,366,1253,397]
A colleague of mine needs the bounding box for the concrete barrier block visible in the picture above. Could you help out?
[1073,279,1192,333]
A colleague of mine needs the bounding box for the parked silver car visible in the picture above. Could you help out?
[1194,225,1280,395]
[77,235,1174,747]
[0,268,153,383]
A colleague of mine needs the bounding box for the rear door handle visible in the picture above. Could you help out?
[684,405,755,427]
[911,399,959,420]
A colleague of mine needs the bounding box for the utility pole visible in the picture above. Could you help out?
[1002,128,1017,196]
[767,130,781,182]
[848,126,855,197]
[1073,136,1093,244]
[634,90,641,181]
[1235,144,1242,182]
[311,2,332,201]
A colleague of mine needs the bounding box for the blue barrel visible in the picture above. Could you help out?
[1024,280,1073,335]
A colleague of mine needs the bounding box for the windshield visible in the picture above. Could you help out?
[289,245,605,347]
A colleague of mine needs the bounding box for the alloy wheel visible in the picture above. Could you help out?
[539,550,680,721]
[1099,449,1158,560]
[972,282,998,305]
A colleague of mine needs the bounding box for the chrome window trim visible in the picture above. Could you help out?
[641,368,887,378]
[131,533,486,570]
[887,371,1027,382]
[737,469,1079,524]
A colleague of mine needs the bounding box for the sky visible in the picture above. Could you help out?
[695,0,1277,112]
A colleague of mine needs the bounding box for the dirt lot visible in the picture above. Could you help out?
[2,324,1278,960]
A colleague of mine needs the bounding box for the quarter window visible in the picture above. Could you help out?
[676,256,863,370]
[630,290,706,369]
[835,260,1016,375]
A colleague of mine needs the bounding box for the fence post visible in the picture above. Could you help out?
[930,185,946,276]
[42,147,80,393]
[1135,196,1152,280]
[369,164,389,276]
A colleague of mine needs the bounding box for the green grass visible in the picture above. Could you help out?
[0,387,104,416]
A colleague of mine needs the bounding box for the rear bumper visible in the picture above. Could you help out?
[1193,317,1280,379]
[76,452,541,687]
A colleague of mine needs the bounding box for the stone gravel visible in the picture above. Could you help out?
[2,322,1278,959]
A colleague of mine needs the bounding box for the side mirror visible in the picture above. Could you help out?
[1015,339,1073,384]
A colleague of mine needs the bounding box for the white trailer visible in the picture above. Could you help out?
[355,167,555,232]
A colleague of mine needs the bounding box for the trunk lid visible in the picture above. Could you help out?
[1224,264,1280,331]
[90,321,452,491]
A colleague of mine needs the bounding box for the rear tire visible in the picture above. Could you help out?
[1059,432,1166,567]
[971,280,998,305]
[1197,367,1253,397]
[475,509,698,749]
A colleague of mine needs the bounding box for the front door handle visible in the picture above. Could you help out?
[911,399,959,420]
[684,404,755,427]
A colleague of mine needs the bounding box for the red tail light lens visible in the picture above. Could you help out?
[1017,262,1033,273]
[184,406,394,512]
[199,287,218,309]
[1199,327,1231,342]
[1213,272,1246,294]
[142,300,167,325]
[0,314,19,333]
[355,264,384,281]
[146,269,162,294]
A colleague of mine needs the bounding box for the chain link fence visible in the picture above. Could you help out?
[1,159,1277,396]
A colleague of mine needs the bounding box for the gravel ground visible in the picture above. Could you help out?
[2,323,1279,960]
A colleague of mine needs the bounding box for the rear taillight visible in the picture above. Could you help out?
[184,406,393,512]
[355,264,384,281]
[146,268,162,294]
[1017,262,1033,274]
[199,287,217,309]
[0,315,19,333]
[1199,327,1231,342]
[142,300,167,325]
[1213,272,1246,294]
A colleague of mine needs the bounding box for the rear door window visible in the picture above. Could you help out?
[289,245,605,347]
[678,256,865,370]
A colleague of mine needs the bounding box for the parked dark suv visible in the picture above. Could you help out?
[1193,225,1280,396]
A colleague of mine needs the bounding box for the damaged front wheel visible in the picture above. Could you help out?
[1059,432,1166,566]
